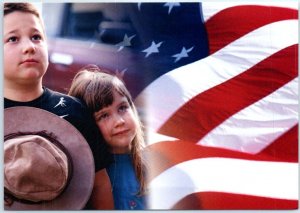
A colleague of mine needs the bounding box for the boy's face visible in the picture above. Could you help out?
[4,11,48,87]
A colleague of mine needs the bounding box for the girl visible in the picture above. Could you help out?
[69,65,147,210]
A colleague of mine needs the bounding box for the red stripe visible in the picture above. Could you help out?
[205,5,298,54]
[260,124,298,162]
[172,192,298,209]
[158,45,298,143]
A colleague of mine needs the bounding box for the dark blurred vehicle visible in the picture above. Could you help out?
[42,3,142,95]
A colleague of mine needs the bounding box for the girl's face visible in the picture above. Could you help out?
[4,12,48,87]
[94,90,137,154]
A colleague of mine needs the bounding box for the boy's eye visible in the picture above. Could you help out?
[32,34,42,41]
[7,36,18,43]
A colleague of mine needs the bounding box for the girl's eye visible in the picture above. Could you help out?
[119,104,129,113]
[32,34,42,41]
[98,113,109,121]
[7,36,18,43]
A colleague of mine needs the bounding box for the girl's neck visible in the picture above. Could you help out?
[110,147,131,154]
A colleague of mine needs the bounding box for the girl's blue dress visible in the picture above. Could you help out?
[107,154,146,210]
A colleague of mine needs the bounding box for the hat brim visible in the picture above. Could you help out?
[4,106,95,210]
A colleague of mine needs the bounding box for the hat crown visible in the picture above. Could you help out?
[4,135,69,202]
[4,106,95,210]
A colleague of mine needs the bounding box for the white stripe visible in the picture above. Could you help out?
[201,2,298,22]
[135,20,298,133]
[146,131,177,145]
[149,158,298,209]
[199,78,298,154]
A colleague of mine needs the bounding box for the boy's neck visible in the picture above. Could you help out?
[4,83,44,102]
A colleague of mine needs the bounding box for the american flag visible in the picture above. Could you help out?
[119,2,298,210]
[44,1,298,210]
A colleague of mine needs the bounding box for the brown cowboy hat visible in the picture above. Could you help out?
[4,106,95,210]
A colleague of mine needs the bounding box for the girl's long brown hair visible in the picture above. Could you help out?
[69,65,147,195]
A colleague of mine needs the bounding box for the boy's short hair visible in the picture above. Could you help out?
[4,3,40,17]
[4,3,46,34]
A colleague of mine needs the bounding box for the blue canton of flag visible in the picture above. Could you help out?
[114,3,209,98]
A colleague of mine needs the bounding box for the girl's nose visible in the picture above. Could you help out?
[114,114,125,127]
[22,39,36,54]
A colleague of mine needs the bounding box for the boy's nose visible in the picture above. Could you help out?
[22,39,36,54]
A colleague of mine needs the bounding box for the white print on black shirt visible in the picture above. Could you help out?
[60,114,69,118]
[54,97,66,108]
[53,97,68,118]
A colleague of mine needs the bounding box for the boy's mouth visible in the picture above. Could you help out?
[21,59,38,64]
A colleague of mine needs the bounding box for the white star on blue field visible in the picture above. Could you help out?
[164,2,181,14]
[116,34,136,51]
[172,46,194,63]
[142,41,163,58]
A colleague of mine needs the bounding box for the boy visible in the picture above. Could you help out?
[3,3,114,209]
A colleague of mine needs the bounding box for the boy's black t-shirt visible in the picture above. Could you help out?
[4,87,112,172]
